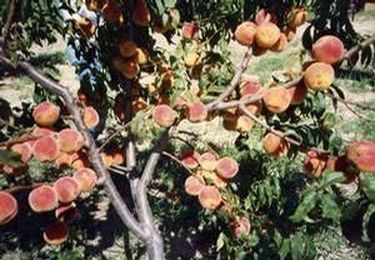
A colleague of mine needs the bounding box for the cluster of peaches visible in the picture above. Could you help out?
[180,151,251,237]
[0,101,113,244]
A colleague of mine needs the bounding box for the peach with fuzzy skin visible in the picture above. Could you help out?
[346,141,375,172]
[119,40,137,58]
[185,51,200,68]
[71,151,90,170]
[270,33,287,52]
[132,97,148,113]
[184,175,205,196]
[55,203,77,223]
[132,0,151,27]
[11,143,32,163]
[234,21,257,46]
[32,127,55,138]
[198,186,222,210]
[54,177,81,203]
[181,150,200,170]
[255,9,266,25]
[263,86,291,113]
[199,152,218,171]
[222,107,238,123]
[243,98,263,116]
[240,77,261,97]
[83,106,100,129]
[288,80,308,105]
[113,58,140,79]
[0,191,18,226]
[255,22,281,48]
[58,128,84,154]
[198,170,228,189]
[111,150,125,165]
[85,0,105,12]
[56,152,74,167]
[100,152,113,167]
[187,101,207,122]
[288,8,306,28]
[304,62,335,91]
[231,217,251,238]
[134,48,149,65]
[304,151,329,177]
[73,168,97,192]
[43,222,69,245]
[262,132,290,157]
[32,136,59,161]
[32,101,60,127]
[28,185,58,213]
[182,22,199,40]
[312,35,345,64]
[102,0,124,24]
[235,115,254,133]
[283,26,296,41]
[216,157,239,179]
[152,105,176,127]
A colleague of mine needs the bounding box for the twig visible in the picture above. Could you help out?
[206,47,253,110]
[340,35,375,64]
[3,182,44,193]
[161,151,193,175]
[324,92,375,112]
[99,122,130,151]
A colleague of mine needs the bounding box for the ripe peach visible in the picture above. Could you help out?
[184,51,200,68]
[197,170,228,189]
[53,177,81,203]
[73,168,97,192]
[132,0,151,27]
[100,152,113,167]
[58,128,84,154]
[182,22,199,40]
[56,152,74,167]
[32,136,59,161]
[346,141,375,172]
[283,26,296,41]
[180,150,201,170]
[102,0,124,24]
[262,131,290,157]
[312,35,345,64]
[234,21,257,46]
[263,86,291,113]
[187,101,207,122]
[71,151,90,170]
[11,143,32,163]
[235,115,254,133]
[32,127,55,138]
[0,191,18,226]
[304,151,329,177]
[43,221,69,245]
[198,186,222,210]
[199,152,218,171]
[152,104,176,127]
[240,76,261,97]
[85,0,105,12]
[288,80,308,105]
[270,33,287,52]
[243,98,263,116]
[255,22,281,48]
[304,62,335,91]
[222,107,238,123]
[28,185,58,213]
[184,175,205,196]
[255,9,266,25]
[288,8,306,28]
[231,217,251,238]
[55,203,77,223]
[72,14,96,38]
[252,43,268,56]
[32,101,60,127]
[111,150,125,165]
[119,39,137,58]
[216,157,239,179]
[1,164,28,177]
[113,57,140,79]
[132,97,148,113]
[83,106,100,129]
[134,48,149,65]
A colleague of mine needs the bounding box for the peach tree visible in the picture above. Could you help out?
[0,0,375,258]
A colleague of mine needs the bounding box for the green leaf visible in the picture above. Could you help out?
[317,171,346,190]
[290,235,303,260]
[320,193,341,221]
[0,150,23,167]
[216,232,226,251]
[279,239,290,260]
[290,191,318,223]
[362,204,375,242]
[360,174,375,202]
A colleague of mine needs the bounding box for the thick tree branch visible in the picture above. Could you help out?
[340,35,375,64]
[0,0,17,46]
[12,60,149,242]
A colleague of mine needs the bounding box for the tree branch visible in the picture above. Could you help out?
[0,0,17,46]
[206,47,253,110]
[12,60,149,242]
[339,35,375,64]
